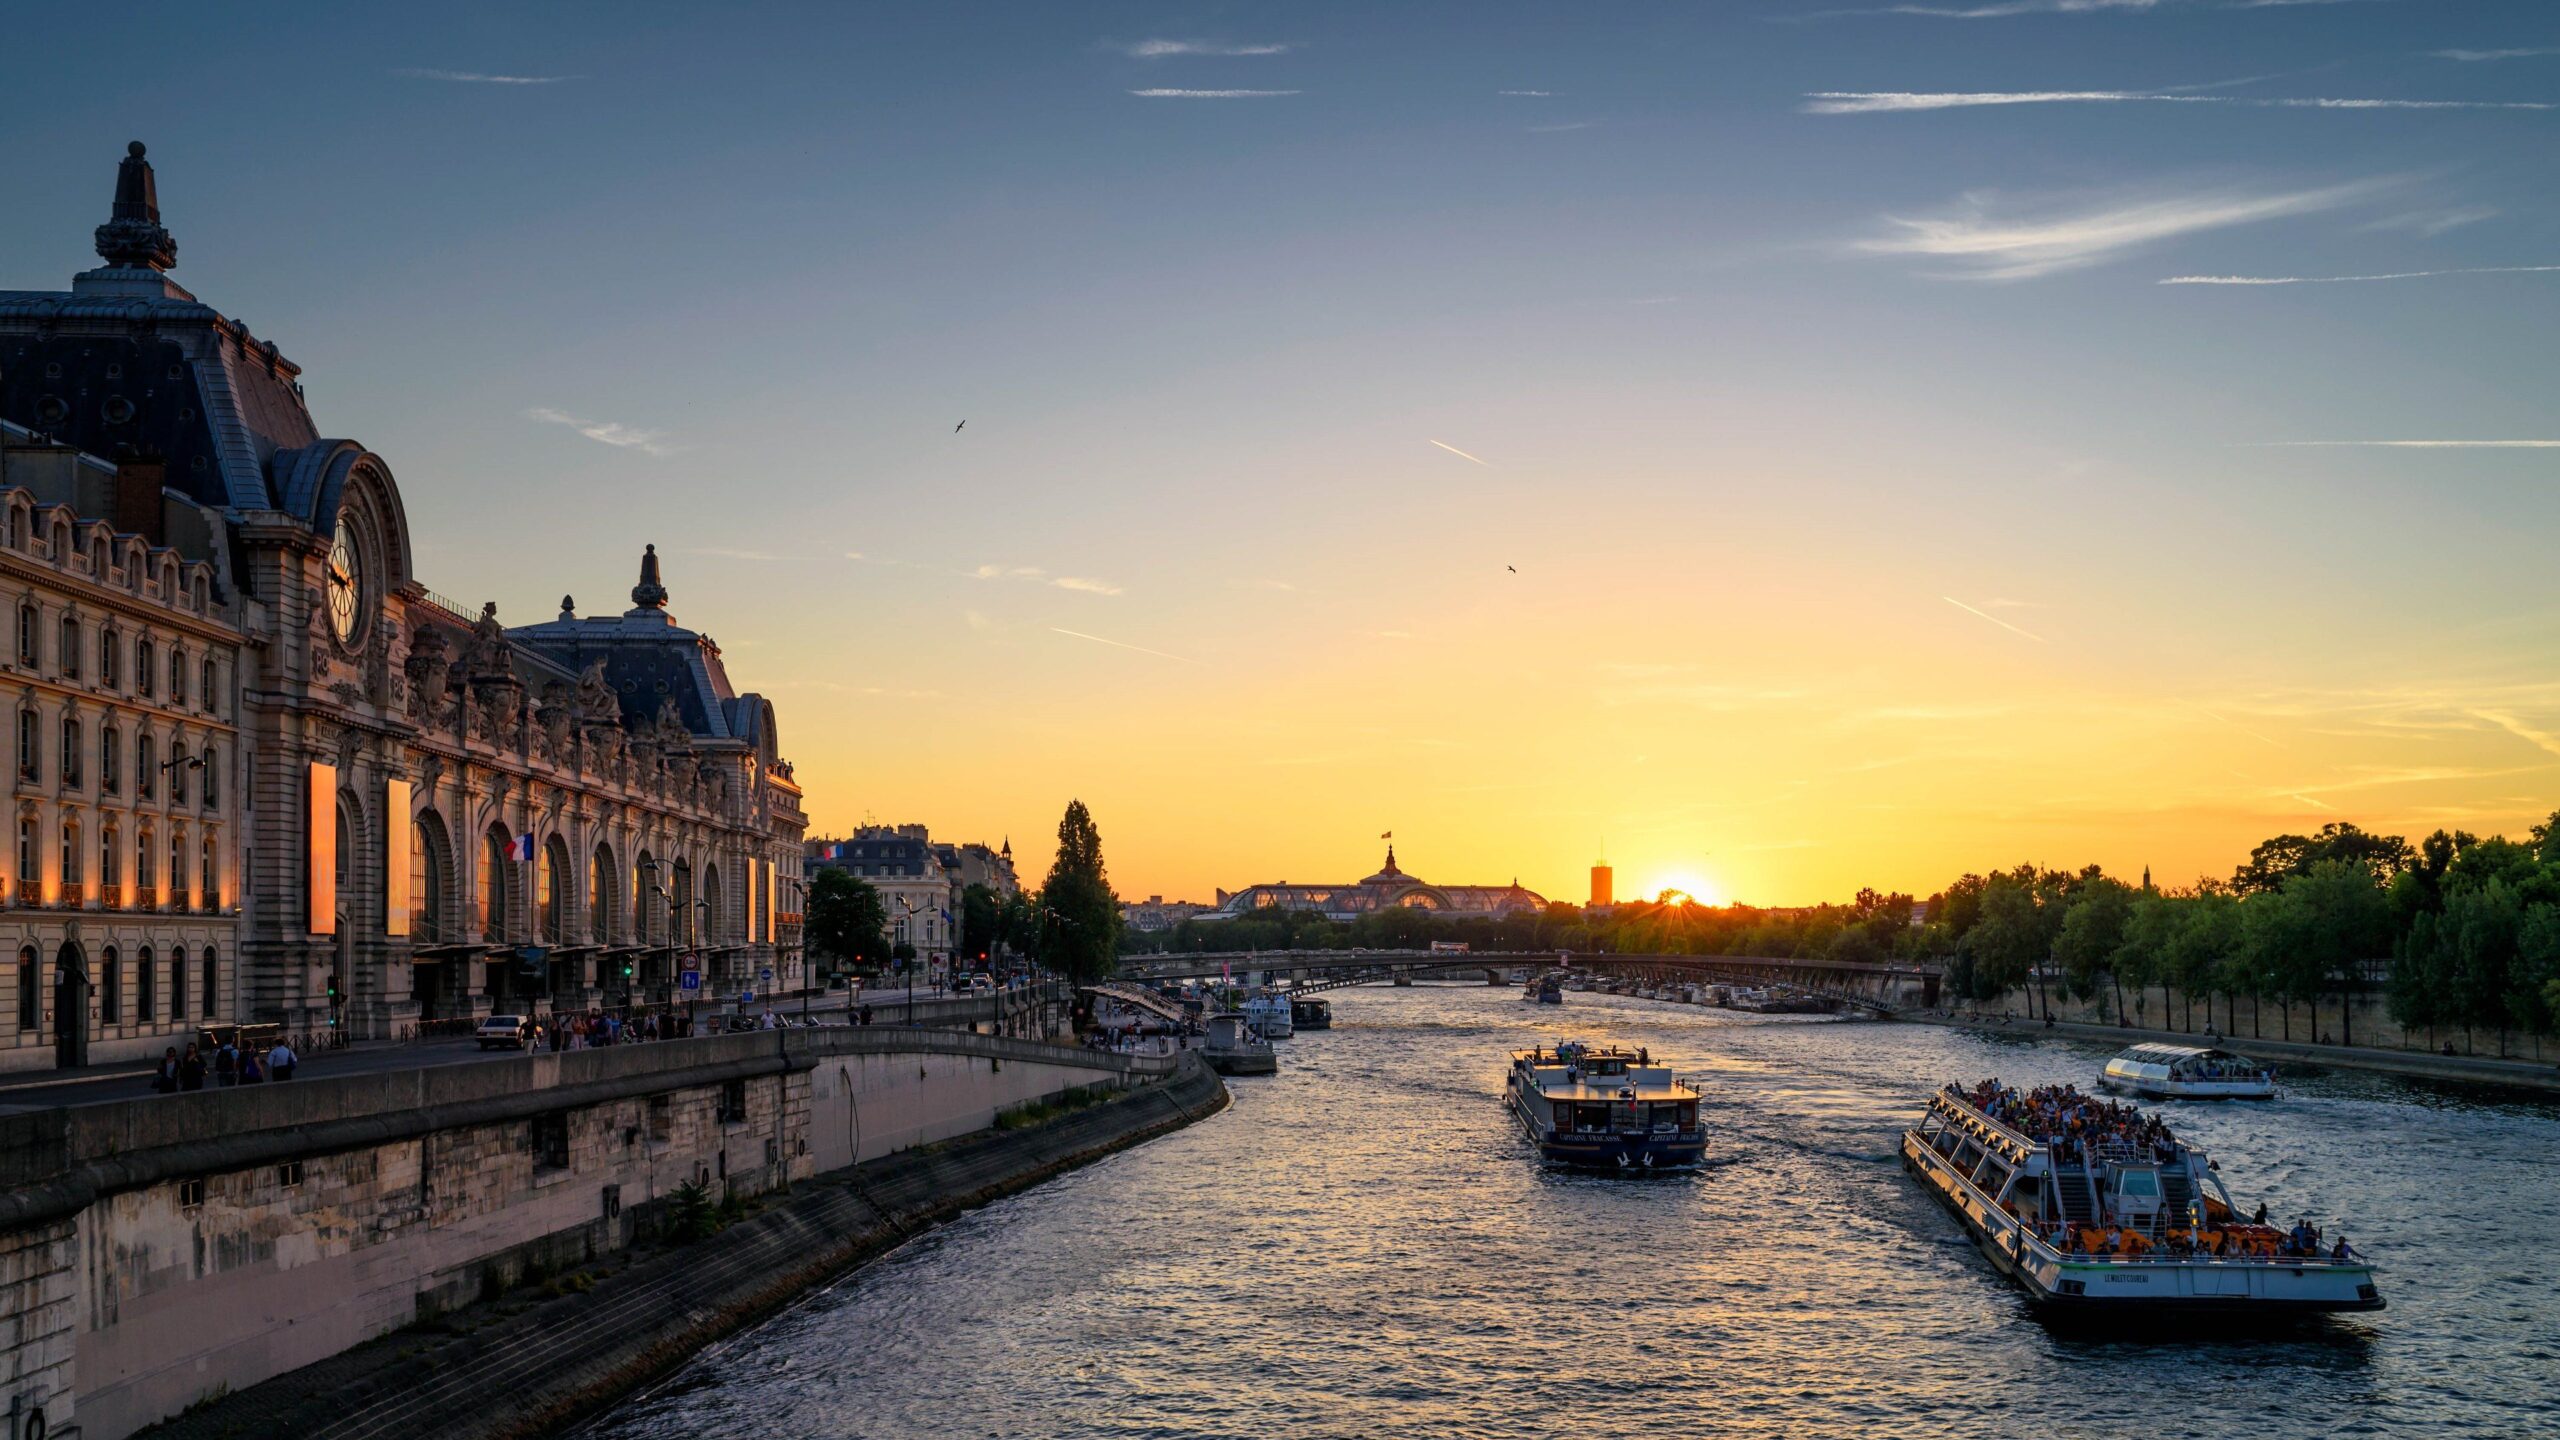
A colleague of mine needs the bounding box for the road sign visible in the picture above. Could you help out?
[760,967,773,980]
[739,990,755,1004]
[678,970,702,992]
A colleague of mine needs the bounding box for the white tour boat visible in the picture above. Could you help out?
[1506,1041,1707,1170]
[2101,1043,2277,1100]
[1904,1082,2381,1316]
[1241,992,1294,1039]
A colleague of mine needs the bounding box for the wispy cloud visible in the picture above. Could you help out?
[1943,596,2049,643]
[1122,39,1292,58]
[1429,438,1494,466]
[1050,627,1199,665]
[1848,0,2164,17]
[1851,181,2381,280]
[1806,89,2555,113]
[1231,578,1297,592]
[2472,710,2560,760]
[523,407,673,456]
[2363,205,2499,237]
[2163,264,2560,285]
[1527,121,1597,133]
[1052,576,1125,595]
[2433,47,2560,62]
[2247,439,2560,448]
[396,68,578,84]
[1499,89,1556,97]
[1129,88,1300,98]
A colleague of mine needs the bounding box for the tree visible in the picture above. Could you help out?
[2053,877,2134,1018]
[1039,799,1122,982]
[2114,891,2181,1028]
[2231,822,2412,895]
[958,882,1005,964]
[804,868,890,973]
[2166,891,2241,1034]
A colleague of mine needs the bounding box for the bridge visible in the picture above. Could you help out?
[1119,950,1941,1013]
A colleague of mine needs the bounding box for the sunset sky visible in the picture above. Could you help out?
[5,2,2556,906]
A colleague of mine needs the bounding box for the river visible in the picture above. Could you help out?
[580,986,2560,1439]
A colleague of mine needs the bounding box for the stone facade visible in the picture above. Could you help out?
[0,146,807,1063]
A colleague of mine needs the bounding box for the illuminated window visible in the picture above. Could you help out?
[411,814,448,941]
[60,816,81,893]
[137,823,155,894]
[15,815,35,889]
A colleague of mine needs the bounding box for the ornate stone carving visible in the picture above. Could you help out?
[577,659,617,723]
[463,601,513,679]
[404,625,450,721]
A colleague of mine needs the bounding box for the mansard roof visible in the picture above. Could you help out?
[505,545,764,750]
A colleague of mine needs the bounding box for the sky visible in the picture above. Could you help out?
[3,1,2556,908]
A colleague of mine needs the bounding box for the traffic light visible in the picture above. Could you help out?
[622,962,636,979]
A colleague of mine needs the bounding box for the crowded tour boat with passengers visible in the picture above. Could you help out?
[1506,1041,1708,1171]
[2101,1043,2278,1101]
[1905,1080,2382,1316]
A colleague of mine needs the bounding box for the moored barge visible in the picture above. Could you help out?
[1507,1041,1707,1170]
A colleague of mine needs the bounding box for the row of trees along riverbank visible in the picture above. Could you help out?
[1119,817,2560,1060]
[801,800,1125,983]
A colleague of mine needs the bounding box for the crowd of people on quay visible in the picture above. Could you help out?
[1962,1078,2181,1164]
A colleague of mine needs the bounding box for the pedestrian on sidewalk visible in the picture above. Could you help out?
[178,1043,207,1091]
[151,1046,179,1094]
[239,1046,264,1084]
[214,1036,238,1087]
[268,1037,299,1081]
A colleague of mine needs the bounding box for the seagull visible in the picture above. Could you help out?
[1506,565,1517,574]
[954,420,966,433]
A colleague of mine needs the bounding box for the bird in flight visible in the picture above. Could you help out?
[1506,565,1517,574]
[954,419,966,433]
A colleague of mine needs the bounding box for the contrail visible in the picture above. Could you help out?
[2162,264,2560,286]
[1942,596,2047,644]
[2289,792,2339,813]
[2246,440,2560,448]
[2188,703,2287,750]
[1429,439,1493,467]
[1050,627,1200,665]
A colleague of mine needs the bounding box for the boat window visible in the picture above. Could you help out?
[2118,1169,2161,1198]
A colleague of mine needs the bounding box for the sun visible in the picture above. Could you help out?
[1647,870,1728,908]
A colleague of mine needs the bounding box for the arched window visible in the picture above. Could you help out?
[136,944,154,1022]
[201,834,218,907]
[100,819,119,902]
[201,945,218,1018]
[170,946,187,1021]
[137,822,156,895]
[58,714,80,789]
[201,746,218,810]
[480,825,514,940]
[137,732,154,799]
[171,824,189,907]
[16,708,37,783]
[15,600,36,667]
[15,813,36,890]
[540,835,571,944]
[99,721,119,796]
[16,946,36,1034]
[703,864,723,944]
[57,614,78,679]
[192,576,208,611]
[590,844,617,943]
[99,626,118,688]
[412,813,449,942]
[100,944,119,1026]
[88,538,105,577]
[135,636,153,697]
[60,815,80,895]
[168,646,184,705]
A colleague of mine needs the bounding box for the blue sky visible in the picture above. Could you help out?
[4,2,2556,902]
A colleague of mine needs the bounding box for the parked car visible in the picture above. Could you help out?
[476,1014,534,1050]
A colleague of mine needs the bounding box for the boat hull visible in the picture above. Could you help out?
[1902,1131,2382,1315]
[1205,1049,1278,1076]
[1509,1092,1706,1171]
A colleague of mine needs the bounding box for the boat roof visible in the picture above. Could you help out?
[2112,1043,2252,1063]
[1534,1076,1700,1102]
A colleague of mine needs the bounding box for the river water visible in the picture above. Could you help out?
[582,987,2560,1440]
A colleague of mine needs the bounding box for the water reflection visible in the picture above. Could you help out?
[581,988,2559,1440]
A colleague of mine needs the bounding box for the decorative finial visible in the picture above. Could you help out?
[559,594,576,618]
[94,140,177,272]
[630,543,668,610]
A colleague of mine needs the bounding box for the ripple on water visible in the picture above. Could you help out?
[577,989,2560,1440]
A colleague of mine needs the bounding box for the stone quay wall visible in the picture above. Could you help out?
[0,1025,1171,1440]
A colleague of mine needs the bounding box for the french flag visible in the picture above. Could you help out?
[505,833,535,863]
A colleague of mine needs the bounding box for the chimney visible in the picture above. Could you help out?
[115,456,168,545]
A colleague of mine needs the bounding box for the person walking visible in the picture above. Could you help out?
[268,1036,299,1081]
[238,1046,264,1085]
[178,1043,207,1091]
[214,1036,239,1087]
[151,1046,179,1094]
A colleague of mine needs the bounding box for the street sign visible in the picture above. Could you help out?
[678,971,702,992]
[739,990,756,1004]
[760,967,773,980]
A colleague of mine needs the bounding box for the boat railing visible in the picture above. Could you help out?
[2017,1231,2371,1269]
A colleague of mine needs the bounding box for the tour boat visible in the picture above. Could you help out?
[1290,996,1332,1030]
[2101,1043,2277,1101]
[1241,993,1294,1040]
[1505,1041,1708,1171]
[1903,1083,2382,1316]
[1201,1012,1278,1076]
